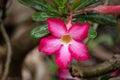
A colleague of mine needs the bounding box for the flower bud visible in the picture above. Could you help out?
[93,5,120,14]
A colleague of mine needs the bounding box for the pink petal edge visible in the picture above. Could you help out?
[56,45,72,69]
[68,22,89,41]
[47,18,67,38]
[39,36,62,55]
[69,40,89,61]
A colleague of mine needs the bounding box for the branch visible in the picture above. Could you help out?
[70,55,120,78]
[73,0,110,16]
[0,22,12,80]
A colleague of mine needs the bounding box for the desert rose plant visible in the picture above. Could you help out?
[18,0,120,80]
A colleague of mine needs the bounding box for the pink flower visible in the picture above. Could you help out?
[111,70,119,76]
[57,68,80,80]
[93,5,120,14]
[39,18,89,69]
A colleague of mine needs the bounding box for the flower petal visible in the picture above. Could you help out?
[56,45,72,69]
[69,40,89,61]
[68,22,89,41]
[39,36,62,55]
[47,18,67,38]
[57,68,73,80]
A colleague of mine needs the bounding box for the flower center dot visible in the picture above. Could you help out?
[61,34,72,45]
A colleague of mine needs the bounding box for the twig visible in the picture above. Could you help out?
[0,22,12,80]
[70,55,120,78]
[73,0,110,16]
[73,8,94,16]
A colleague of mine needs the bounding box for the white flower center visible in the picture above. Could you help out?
[61,34,72,45]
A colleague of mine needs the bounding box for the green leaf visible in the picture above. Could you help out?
[88,26,97,39]
[74,0,100,10]
[18,0,47,11]
[69,0,74,3]
[54,0,61,6]
[19,0,60,15]
[31,24,49,39]
[100,75,112,80]
[70,0,80,9]
[32,12,53,21]
[53,0,67,14]
[63,0,67,4]
[47,4,59,15]
[76,13,117,25]
[54,0,67,6]
[0,9,3,17]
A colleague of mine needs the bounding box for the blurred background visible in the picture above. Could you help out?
[0,0,120,80]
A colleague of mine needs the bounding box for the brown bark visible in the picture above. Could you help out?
[70,55,120,78]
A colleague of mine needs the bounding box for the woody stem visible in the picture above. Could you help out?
[70,55,120,78]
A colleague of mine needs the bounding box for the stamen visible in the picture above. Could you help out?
[61,35,72,45]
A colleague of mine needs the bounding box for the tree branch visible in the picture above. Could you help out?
[70,55,120,78]
[0,22,12,80]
